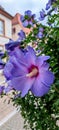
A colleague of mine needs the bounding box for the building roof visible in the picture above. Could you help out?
[0,6,13,20]
[12,13,21,25]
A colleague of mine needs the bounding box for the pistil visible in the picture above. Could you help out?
[26,68,39,78]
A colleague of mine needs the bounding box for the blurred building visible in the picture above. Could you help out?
[0,6,31,50]
[12,13,31,40]
[12,13,22,40]
[0,6,13,50]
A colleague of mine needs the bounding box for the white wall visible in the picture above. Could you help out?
[0,14,12,45]
[0,37,9,44]
[12,24,21,40]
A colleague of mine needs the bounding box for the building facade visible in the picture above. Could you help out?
[12,13,22,40]
[12,13,32,40]
[0,6,13,50]
[0,6,31,50]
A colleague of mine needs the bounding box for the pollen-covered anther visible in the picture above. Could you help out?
[26,68,39,78]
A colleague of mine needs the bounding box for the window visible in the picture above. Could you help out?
[0,20,5,35]
[12,28,16,34]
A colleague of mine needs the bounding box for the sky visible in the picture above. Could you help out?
[0,0,48,17]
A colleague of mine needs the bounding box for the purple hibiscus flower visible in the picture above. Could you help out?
[4,46,54,97]
[39,9,46,21]
[25,10,36,22]
[46,0,57,10]
[20,15,24,22]
[25,10,32,17]
[37,32,43,39]
[32,14,36,19]
[39,27,44,32]
[22,20,28,27]
[37,27,44,39]
[20,10,36,28]
[18,30,26,40]
[5,39,21,51]
[23,20,33,27]
[5,30,25,54]
[46,0,51,10]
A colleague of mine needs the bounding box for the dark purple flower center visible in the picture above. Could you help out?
[27,65,39,78]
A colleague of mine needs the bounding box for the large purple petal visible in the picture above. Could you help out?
[5,39,21,51]
[40,70,55,87]
[25,46,36,67]
[21,78,35,97]
[10,55,28,76]
[4,57,28,80]
[4,48,28,80]
[11,66,27,77]
[11,76,35,97]
[31,77,50,97]
[39,62,49,71]
[27,46,36,57]
[11,76,26,91]
[4,62,13,80]
[13,48,28,67]
[36,56,50,67]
